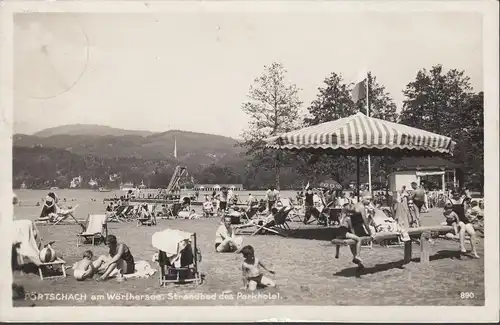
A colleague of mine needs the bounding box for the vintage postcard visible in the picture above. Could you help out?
[1,0,498,322]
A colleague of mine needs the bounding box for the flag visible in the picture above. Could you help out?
[173,137,177,159]
[351,70,368,103]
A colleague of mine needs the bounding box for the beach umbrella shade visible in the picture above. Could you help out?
[319,179,343,190]
[265,112,456,194]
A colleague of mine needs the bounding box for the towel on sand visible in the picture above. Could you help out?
[123,260,157,279]
[151,229,193,256]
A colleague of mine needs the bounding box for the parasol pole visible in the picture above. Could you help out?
[356,155,361,203]
[367,71,372,195]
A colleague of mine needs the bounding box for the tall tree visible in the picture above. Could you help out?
[298,72,358,184]
[400,65,481,191]
[304,72,357,125]
[400,65,473,133]
[356,72,399,122]
[240,62,302,189]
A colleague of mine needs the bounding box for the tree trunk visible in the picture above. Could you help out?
[275,151,280,190]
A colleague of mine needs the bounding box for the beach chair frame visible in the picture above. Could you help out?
[38,258,67,280]
[76,214,108,247]
[157,233,202,286]
[251,207,293,237]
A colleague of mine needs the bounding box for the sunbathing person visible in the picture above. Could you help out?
[215,216,243,253]
[97,235,135,281]
[240,245,276,291]
[39,194,75,222]
[467,201,483,222]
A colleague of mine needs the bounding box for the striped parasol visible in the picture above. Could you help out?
[265,112,455,156]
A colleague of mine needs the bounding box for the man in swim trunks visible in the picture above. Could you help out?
[410,182,426,216]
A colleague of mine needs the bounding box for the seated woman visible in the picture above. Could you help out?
[447,189,479,258]
[215,216,243,253]
[97,235,135,281]
[332,204,370,268]
[39,193,74,222]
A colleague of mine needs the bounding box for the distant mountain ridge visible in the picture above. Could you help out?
[14,125,245,165]
[33,124,155,137]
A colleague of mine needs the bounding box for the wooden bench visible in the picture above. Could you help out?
[331,225,460,266]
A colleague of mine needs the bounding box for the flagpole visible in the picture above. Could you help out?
[367,71,372,195]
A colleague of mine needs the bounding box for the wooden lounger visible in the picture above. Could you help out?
[331,225,473,267]
[38,258,67,280]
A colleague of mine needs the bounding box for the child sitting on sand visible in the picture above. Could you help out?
[240,245,276,291]
[73,250,99,281]
[442,202,459,238]
[73,250,117,281]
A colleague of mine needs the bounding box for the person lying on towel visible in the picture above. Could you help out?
[215,215,243,253]
[332,193,375,268]
[39,194,75,222]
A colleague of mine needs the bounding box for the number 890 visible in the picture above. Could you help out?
[460,292,475,299]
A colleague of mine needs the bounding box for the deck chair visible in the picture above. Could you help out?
[251,207,294,237]
[13,219,67,280]
[118,205,135,222]
[76,214,108,247]
[152,228,202,286]
[106,205,126,223]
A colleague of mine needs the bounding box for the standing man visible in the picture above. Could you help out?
[219,187,229,212]
[410,182,426,219]
[303,187,314,224]
[266,186,280,211]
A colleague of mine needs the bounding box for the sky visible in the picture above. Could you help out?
[13,10,483,139]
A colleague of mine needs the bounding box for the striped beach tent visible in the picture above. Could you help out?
[265,112,456,156]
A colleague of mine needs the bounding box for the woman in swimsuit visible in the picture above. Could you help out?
[447,190,479,258]
[333,198,374,268]
[98,234,135,281]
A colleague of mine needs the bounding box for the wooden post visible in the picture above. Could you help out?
[404,240,412,264]
[420,231,430,266]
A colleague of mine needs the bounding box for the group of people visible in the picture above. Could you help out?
[73,235,136,282]
[330,183,483,268]
[38,192,76,223]
[213,214,276,291]
[441,190,482,258]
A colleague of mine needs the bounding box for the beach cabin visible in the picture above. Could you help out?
[388,157,461,195]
